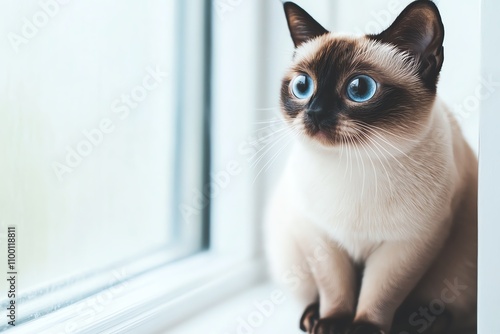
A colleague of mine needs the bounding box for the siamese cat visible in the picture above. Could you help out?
[265,1,477,333]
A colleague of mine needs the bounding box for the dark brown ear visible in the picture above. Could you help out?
[283,2,328,48]
[371,0,444,90]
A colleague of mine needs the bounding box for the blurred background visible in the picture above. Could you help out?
[0,0,483,333]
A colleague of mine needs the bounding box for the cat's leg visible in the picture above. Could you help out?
[264,191,319,329]
[348,235,447,334]
[398,191,477,333]
[391,301,453,334]
[300,235,357,334]
[265,189,357,333]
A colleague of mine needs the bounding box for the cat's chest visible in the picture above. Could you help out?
[285,144,440,243]
[291,168,394,236]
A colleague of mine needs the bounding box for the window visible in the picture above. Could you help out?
[0,0,222,331]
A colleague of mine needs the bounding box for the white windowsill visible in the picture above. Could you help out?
[167,281,303,334]
[9,253,265,334]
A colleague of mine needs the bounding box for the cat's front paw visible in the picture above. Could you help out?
[312,315,352,334]
[300,303,320,332]
[300,303,353,334]
[346,321,384,334]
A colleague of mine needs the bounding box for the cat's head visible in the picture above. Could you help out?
[281,1,444,150]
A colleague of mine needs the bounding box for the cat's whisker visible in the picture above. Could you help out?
[251,121,285,133]
[290,128,303,140]
[249,129,293,165]
[278,121,302,140]
[251,114,285,125]
[367,133,406,170]
[252,117,283,125]
[354,122,415,167]
[252,122,283,129]
[336,132,345,171]
[346,135,360,180]
[251,126,290,151]
[251,124,287,137]
[347,135,354,183]
[344,133,352,181]
[357,135,379,198]
[254,106,281,111]
[363,135,396,195]
[367,127,419,165]
[251,129,296,185]
[252,115,283,123]
[354,120,420,144]
[363,139,392,193]
[247,126,289,146]
[250,128,294,169]
[390,119,428,135]
[401,119,427,128]
[291,124,307,138]
[252,135,292,185]
[340,134,349,180]
[353,136,367,198]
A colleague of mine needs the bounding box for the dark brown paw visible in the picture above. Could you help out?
[300,303,320,332]
[347,322,384,334]
[312,315,352,334]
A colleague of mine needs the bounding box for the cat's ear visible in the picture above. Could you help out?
[372,0,444,88]
[283,2,328,48]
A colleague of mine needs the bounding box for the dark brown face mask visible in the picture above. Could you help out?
[281,1,444,147]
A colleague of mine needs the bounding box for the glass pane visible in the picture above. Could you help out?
[0,0,190,293]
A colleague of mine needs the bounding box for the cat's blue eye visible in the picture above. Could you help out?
[291,74,314,100]
[346,75,377,102]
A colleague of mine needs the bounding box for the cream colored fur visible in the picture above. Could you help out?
[265,95,477,332]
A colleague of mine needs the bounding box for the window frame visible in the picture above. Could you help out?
[170,0,211,251]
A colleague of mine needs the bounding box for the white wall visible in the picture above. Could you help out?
[478,0,500,331]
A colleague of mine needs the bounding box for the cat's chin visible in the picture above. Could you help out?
[303,129,338,148]
[311,130,330,142]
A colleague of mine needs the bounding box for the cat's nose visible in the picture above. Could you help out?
[306,108,329,125]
